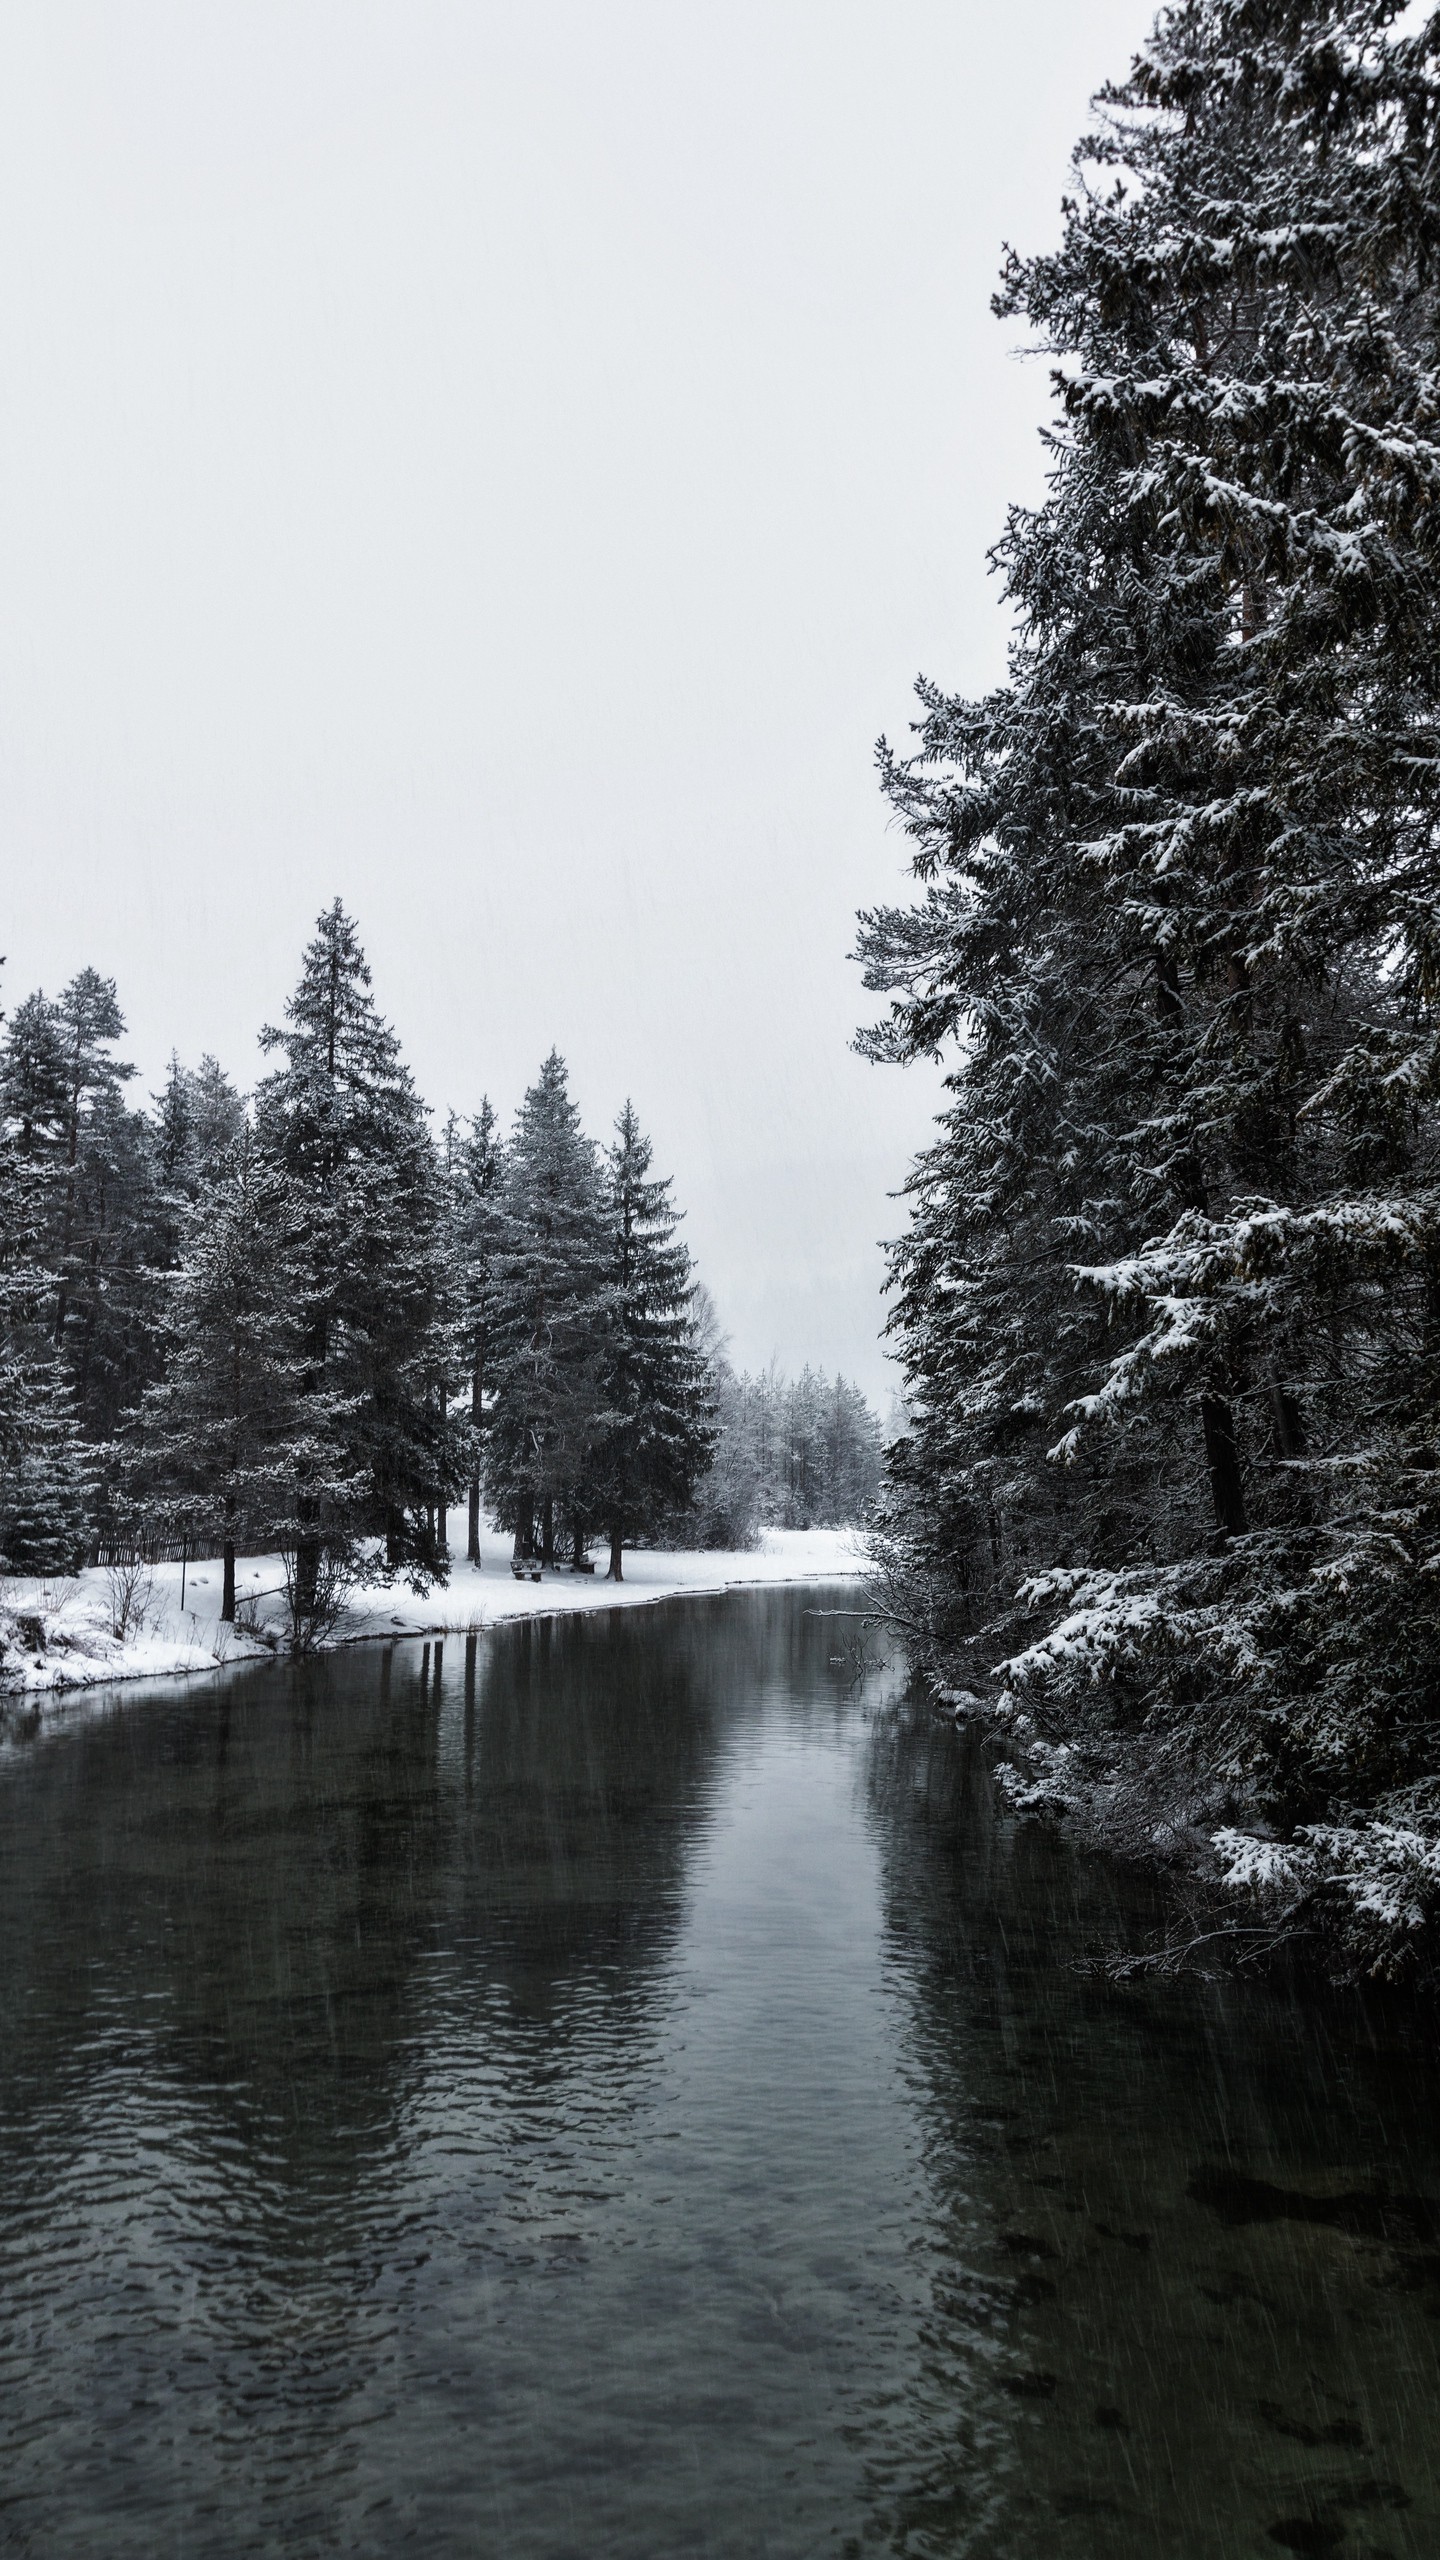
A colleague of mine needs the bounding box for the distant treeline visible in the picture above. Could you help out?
[677,1340,883,1548]
[0,902,882,1635]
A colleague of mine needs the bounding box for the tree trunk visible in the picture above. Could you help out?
[468,1336,483,1562]
[1201,1393,1247,1536]
[1268,1382,1307,1461]
[571,1517,585,1568]
[1155,949,1182,1028]
[541,1495,555,1567]
[295,1535,320,1622]
[608,1525,623,1582]
[221,1541,236,1624]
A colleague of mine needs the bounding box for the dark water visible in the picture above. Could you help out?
[1,1591,1438,2558]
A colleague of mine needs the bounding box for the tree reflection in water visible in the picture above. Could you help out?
[0,1591,1436,2557]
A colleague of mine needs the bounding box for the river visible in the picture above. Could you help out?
[1,1586,1437,2556]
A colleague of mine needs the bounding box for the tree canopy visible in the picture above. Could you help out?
[860,0,1440,1979]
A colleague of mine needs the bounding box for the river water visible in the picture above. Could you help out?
[1,1587,1437,2557]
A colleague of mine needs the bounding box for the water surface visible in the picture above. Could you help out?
[1,1588,1437,2556]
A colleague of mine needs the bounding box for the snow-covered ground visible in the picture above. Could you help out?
[0,1525,868,1700]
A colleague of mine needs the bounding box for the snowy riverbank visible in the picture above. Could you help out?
[0,1526,868,1700]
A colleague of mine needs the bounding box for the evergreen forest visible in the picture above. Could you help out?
[861,0,1440,1979]
[0,903,882,1633]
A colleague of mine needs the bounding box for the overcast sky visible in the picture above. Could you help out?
[0,0,1156,1399]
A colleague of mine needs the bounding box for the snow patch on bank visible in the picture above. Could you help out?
[0,1526,866,1701]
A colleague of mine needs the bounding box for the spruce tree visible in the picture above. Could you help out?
[126,1140,356,1622]
[188,1056,246,1178]
[50,968,134,1345]
[858,0,1440,1973]
[0,992,68,1160]
[0,972,159,1541]
[154,1052,245,1197]
[153,1052,195,1190]
[254,901,460,1601]
[817,1374,883,1526]
[585,1102,714,1578]
[0,1056,93,1572]
[449,1100,505,1563]
[485,1052,608,1564]
[64,1082,169,1450]
[0,1356,92,1576]
[8,971,171,1465]
[150,1052,247,1284]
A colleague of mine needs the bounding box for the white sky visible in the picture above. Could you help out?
[0,0,1156,1401]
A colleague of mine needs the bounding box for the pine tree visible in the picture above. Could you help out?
[50,968,134,1344]
[0,971,161,1538]
[0,1355,92,1575]
[254,901,460,1602]
[125,1140,355,1622]
[0,992,68,1160]
[188,1056,246,1180]
[152,1052,245,1197]
[820,1375,884,1526]
[485,1052,608,1564]
[65,1083,171,1451]
[449,1099,505,1563]
[585,1102,714,1578]
[153,1052,195,1190]
[150,1052,247,1279]
[12,971,170,1467]
[0,1049,93,1571]
[858,0,1440,1974]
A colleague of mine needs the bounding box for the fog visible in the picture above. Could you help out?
[0,0,1156,1397]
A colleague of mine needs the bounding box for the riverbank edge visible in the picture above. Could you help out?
[920,1666,1440,1996]
[0,1533,871,1705]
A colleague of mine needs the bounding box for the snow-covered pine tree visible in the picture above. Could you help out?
[0,992,68,1160]
[448,1099,505,1563]
[188,1056,246,1178]
[820,1375,885,1526]
[150,1051,248,1297]
[49,969,135,1344]
[484,1052,608,1564]
[153,1052,246,1199]
[1,972,168,1483]
[695,1359,768,1546]
[1,990,72,1447]
[153,1053,195,1191]
[64,1080,170,1452]
[253,901,461,1601]
[0,1030,93,1571]
[585,1102,714,1579]
[122,1141,348,1622]
[858,0,1440,1975]
[0,1355,93,1575]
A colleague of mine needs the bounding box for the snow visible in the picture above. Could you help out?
[1212,1828,1298,1896]
[1216,1818,1440,1940]
[0,1525,867,1701]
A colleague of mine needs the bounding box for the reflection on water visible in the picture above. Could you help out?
[0,1591,1436,2557]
